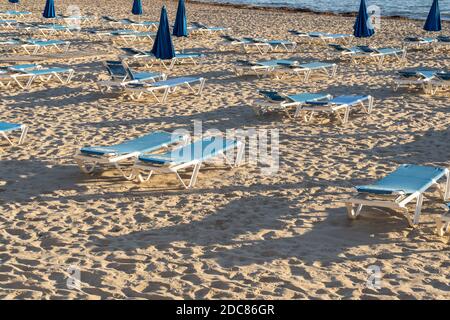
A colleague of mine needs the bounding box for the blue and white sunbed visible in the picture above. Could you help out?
[300,95,374,125]
[124,76,206,102]
[0,19,16,28]
[12,67,74,89]
[190,22,230,36]
[289,30,353,45]
[21,39,71,54]
[0,63,42,88]
[253,90,332,118]
[132,136,244,188]
[97,60,166,92]
[274,61,338,81]
[233,59,298,77]
[345,164,450,227]
[436,35,450,46]
[0,10,32,17]
[403,36,437,50]
[220,36,297,54]
[353,47,407,66]
[427,72,450,95]
[121,48,206,70]
[0,122,28,145]
[74,131,189,178]
[393,68,440,93]
[36,24,80,36]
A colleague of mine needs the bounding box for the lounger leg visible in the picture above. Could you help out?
[137,170,153,183]
[76,159,98,174]
[411,193,424,226]
[19,125,28,145]
[444,171,450,201]
[1,132,13,146]
[198,79,206,95]
[346,203,363,220]
[188,163,202,188]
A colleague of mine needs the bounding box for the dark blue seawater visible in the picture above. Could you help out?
[196,0,450,20]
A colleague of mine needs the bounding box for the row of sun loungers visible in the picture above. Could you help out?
[329,44,407,66]
[2,120,446,237]
[74,132,243,189]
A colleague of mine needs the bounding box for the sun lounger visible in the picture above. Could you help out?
[121,48,206,70]
[273,61,338,81]
[36,24,79,36]
[329,44,406,66]
[393,69,439,93]
[0,122,27,145]
[253,90,333,118]
[74,131,189,178]
[124,76,206,102]
[21,39,71,54]
[190,22,230,35]
[11,67,74,89]
[129,20,159,31]
[345,164,450,227]
[299,95,374,124]
[0,10,32,17]
[233,59,298,77]
[0,63,42,87]
[289,30,353,44]
[436,204,450,241]
[426,72,450,95]
[220,35,297,54]
[0,19,16,28]
[352,47,407,66]
[436,35,450,46]
[97,60,166,92]
[132,136,244,188]
[403,36,437,50]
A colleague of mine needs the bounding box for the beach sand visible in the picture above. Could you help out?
[0,0,449,299]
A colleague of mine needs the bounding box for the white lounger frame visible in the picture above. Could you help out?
[351,49,407,67]
[436,214,450,240]
[74,133,189,179]
[272,63,338,82]
[13,69,74,89]
[426,79,450,95]
[21,41,71,55]
[125,78,206,102]
[345,168,450,227]
[132,140,244,189]
[253,94,333,118]
[1,124,28,145]
[299,95,374,125]
[393,77,433,94]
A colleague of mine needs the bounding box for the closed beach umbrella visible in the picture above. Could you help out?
[132,0,143,16]
[151,6,175,60]
[354,0,375,38]
[9,0,19,10]
[43,0,56,18]
[173,0,188,37]
[424,0,441,31]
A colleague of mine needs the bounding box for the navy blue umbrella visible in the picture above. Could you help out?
[424,0,441,31]
[151,6,175,60]
[132,0,143,16]
[43,0,56,18]
[173,0,188,37]
[354,0,375,38]
[8,0,19,3]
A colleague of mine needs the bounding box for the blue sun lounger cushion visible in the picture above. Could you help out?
[355,164,447,195]
[138,136,238,166]
[80,131,183,156]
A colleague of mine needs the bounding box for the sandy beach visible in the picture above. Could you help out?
[0,0,449,299]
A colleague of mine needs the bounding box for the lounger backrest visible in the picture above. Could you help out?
[258,90,285,102]
[105,61,128,81]
[437,72,450,81]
